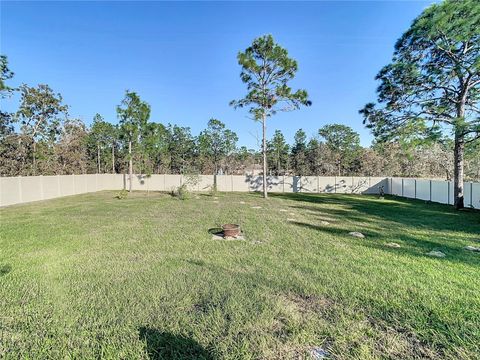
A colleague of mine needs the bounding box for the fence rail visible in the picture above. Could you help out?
[0,174,478,209]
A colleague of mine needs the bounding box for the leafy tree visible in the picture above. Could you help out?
[318,124,361,176]
[305,138,334,176]
[230,35,311,198]
[15,84,68,175]
[57,118,89,174]
[360,0,480,209]
[89,114,118,173]
[166,124,195,174]
[0,55,20,176]
[0,55,15,138]
[290,129,308,176]
[141,122,169,174]
[267,129,289,175]
[117,91,151,191]
[0,55,14,94]
[198,119,238,188]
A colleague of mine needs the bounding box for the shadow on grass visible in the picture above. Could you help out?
[139,327,214,360]
[0,264,12,276]
[208,228,223,235]
[271,193,480,267]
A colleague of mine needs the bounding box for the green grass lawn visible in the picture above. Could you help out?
[1,191,479,359]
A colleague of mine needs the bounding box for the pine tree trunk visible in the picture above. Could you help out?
[453,134,464,209]
[128,140,133,192]
[213,161,218,192]
[262,116,268,199]
[97,144,101,173]
[112,144,115,173]
[32,139,36,176]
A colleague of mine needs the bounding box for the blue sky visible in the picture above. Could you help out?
[1,1,436,149]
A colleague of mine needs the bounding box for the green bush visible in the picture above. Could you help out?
[171,184,190,200]
[115,189,128,199]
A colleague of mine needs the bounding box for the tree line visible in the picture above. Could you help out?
[0,57,477,182]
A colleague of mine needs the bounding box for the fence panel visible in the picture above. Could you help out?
[318,177,336,193]
[42,176,60,200]
[339,177,354,193]
[368,177,388,195]
[391,178,402,196]
[472,183,480,209]
[300,176,317,193]
[416,180,430,201]
[21,176,43,203]
[430,181,449,204]
[0,177,21,207]
[403,179,416,198]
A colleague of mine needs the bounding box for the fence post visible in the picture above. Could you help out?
[317,176,320,193]
[283,175,285,193]
[447,181,450,205]
[429,180,432,201]
[414,179,417,199]
[471,182,474,208]
[401,178,404,197]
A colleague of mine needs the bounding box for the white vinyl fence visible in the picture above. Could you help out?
[388,177,480,209]
[0,174,478,209]
[0,174,386,207]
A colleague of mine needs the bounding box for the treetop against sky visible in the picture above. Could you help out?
[1,0,437,148]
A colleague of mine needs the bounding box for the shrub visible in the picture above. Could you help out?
[116,189,128,199]
[177,184,190,200]
[170,184,190,200]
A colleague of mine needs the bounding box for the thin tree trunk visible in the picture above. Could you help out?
[453,134,464,209]
[213,161,218,191]
[32,139,36,176]
[97,144,101,174]
[112,143,115,173]
[262,115,268,198]
[453,94,467,210]
[128,140,133,192]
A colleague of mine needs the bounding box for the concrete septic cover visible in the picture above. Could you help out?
[385,242,401,248]
[427,250,446,258]
[465,245,480,252]
[349,232,365,238]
